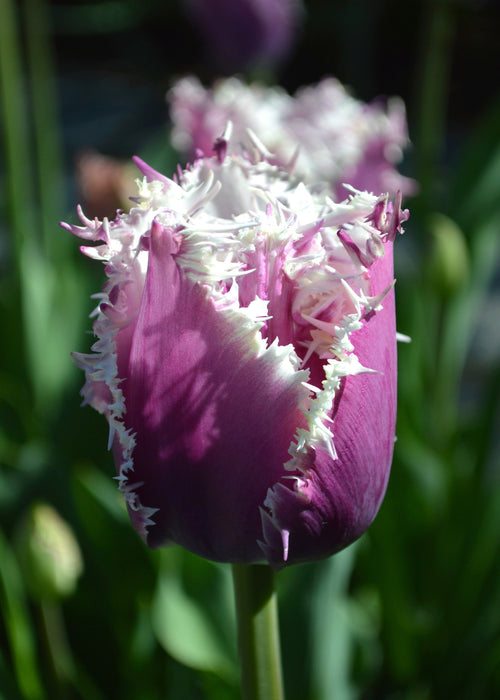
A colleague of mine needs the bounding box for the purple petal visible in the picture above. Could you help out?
[132,156,171,186]
[117,220,310,562]
[262,242,397,567]
[187,0,302,70]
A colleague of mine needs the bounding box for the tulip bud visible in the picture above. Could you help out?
[16,503,83,601]
[428,213,470,297]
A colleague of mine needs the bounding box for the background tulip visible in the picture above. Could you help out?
[63,136,407,569]
[168,76,416,200]
[184,0,303,72]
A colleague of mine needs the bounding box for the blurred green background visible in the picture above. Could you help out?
[1,0,500,698]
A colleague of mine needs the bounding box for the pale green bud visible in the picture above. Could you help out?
[429,213,470,297]
[16,503,83,601]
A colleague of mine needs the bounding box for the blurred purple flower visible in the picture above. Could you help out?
[169,76,416,199]
[62,133,407,568]
[185,0,303,70]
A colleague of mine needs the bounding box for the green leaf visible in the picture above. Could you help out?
[74,463,128,525]
[0,528,45,700]
[450,93,500,230]
[151,550,238,682]
[309,545,361,700]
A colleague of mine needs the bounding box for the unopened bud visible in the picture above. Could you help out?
[429,213,469,297]
[16,503,83,601]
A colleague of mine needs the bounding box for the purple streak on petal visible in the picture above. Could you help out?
[213,136,228,163]
[236,234,296,346]
[132,156,171,186]
[117,220,309,562]
[337,228,376,268]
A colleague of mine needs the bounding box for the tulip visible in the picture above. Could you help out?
[184,0,303,71]
[63,132,407,569]
[168,75,417,200]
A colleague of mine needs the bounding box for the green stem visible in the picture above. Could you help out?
[0,0,38,248]
[0,529,45,700]
[24,0,65,259]
[232,564,285,700]
[39,600,75,694]
[412,0,457,446]
[414,0,455,215]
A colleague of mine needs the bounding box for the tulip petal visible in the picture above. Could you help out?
[117,220,310,563]
[261,242,396,567]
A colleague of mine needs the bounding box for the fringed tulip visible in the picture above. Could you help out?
[62,132,408,569]
[168,76,416,200]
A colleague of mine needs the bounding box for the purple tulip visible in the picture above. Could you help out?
[63,134,407,569]
[185,0,303,70]
[168,76,417,199]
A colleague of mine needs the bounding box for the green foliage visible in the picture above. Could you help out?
[152,550,238,683]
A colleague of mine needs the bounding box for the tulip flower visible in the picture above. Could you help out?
[63,132,407,569]
[168,75,416,200]
[184,0,303,71]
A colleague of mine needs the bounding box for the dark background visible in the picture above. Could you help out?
[46,0,499,170]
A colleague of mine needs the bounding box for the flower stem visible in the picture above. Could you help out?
[413,0,455,215]
[232,564,285,700]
